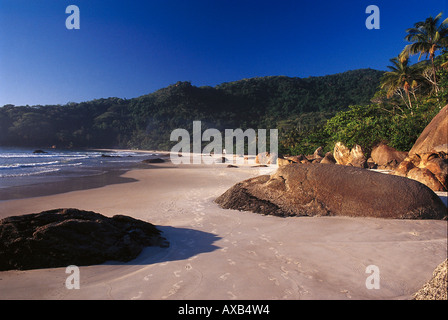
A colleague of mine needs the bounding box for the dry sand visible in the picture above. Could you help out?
[0,159,446,300]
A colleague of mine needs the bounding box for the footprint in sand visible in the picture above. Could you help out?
[131,291,143,300]
[227,291,237,300]
[174,264,192,277]
[268,276,280,286]
[280,266,289,279]
[194,217,203,223]
[340,289,352,299]
[219,273,231,281]
[162,280,184,299]
[258,262,267,270]
[227,259,236,266]
[144,274,153,281]
[282,289,293,298]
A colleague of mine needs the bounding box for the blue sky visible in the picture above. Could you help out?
[0,0,447,106]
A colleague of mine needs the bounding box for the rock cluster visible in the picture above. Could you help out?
[277,149,336,167]
[215,163,447,220]
[393,105,448,192]
[255,152,278,165]
[0,208,168,271]
[275,105,447,192]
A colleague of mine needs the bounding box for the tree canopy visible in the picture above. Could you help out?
[0,69,383,151]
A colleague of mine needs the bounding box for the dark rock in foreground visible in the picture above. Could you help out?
[215,163,447,219]
[0,208,168,271]
[142,158,165,164]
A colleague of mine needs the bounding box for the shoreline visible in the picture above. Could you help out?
[85,147,171,154]
[0,147,171,202]
[0,167,138,202]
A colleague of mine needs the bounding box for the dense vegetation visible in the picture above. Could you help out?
[283,12,448,156]
[0,69,383,151]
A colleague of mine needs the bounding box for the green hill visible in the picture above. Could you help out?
[0,68,384,151]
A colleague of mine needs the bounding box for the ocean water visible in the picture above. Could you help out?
[0,147,156,189]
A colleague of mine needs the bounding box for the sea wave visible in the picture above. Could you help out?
[0,168,61,178]
[0,161,60,170]
[0,153,96,159]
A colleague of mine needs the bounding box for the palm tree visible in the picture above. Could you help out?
[380,57,423,112]
[400,12,448,92]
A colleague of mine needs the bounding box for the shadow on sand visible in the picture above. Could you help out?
[105,226,222,266]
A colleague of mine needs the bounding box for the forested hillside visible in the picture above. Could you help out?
[0,68,383,151]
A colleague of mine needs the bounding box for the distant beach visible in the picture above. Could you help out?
[0,147,167,200]
[0,153,446,300]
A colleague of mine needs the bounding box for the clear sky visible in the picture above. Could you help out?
[0,0,447,106]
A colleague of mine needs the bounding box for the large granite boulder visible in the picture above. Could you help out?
[333,142,367,168]
[371,143,408,170]
[313,146,325,159]
[409,105,448,156]
[215,163,447,219]
[320,152,336,165]
[285,154,309,164]
[277,157,295,167]
[255,152,278,165]
[0,208,168,271]
[333,142,351,165]
[406,167,446,192]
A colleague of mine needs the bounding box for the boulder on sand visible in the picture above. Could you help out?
[255,152,278,165]
[409,105,448,156]
[142,158,165,164]
[333,142,367,168]
[320,152,336,165]
[371,143,408,170]
[406,167,445,192]
[277,157,295,167]
[0,208,168,271]
[33,149,47,154]
[215,163,447,220]
[313,146,324,159]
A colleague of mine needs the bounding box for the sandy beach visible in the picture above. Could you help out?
[0,157,446,300]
